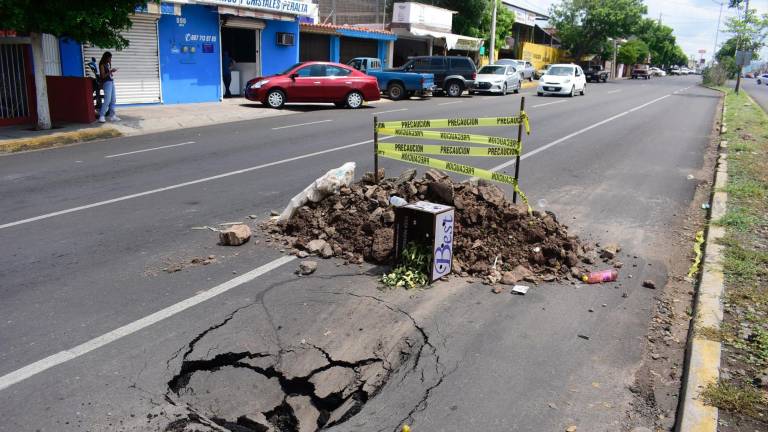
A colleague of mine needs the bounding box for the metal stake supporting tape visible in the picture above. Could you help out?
[513,97,525,204]
[373,115,379,184]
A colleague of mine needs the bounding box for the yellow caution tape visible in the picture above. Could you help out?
[377,149,531,213]
[377,128,520,149]
[520,111,531,135]
[379,142,520,157]
[687,230,705,278]
[376,115,530,132]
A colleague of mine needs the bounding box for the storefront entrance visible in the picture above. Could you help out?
[221,18,263,94]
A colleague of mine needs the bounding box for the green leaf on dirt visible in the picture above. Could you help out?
[381,242,430,289]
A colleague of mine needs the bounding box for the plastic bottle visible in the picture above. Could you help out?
[581,269,618,284]
[389,196,408,207]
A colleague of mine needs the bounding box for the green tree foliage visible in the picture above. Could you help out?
[0,0,147,48]
[723,6,768,55]
[427,0,515,48]
[485,0,515,49]
[617,39,649,65]
[635,18,682,66]
[716,37,757,77]
[548,0,647,60]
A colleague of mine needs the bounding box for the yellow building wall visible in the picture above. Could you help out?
[520,42,566,70]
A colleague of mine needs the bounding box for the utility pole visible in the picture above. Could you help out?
[713,0,723,64]
[489,0,498,64]
[331,0,336,24]
[735,0,749,94]
[612,39,618,79]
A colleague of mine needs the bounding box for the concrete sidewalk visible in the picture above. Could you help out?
[0,96,384,153]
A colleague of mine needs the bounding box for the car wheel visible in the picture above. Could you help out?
[537,92,544,96]
[346,91,364,109]
[514,82,520,94]
[446,81,463,97]
[266,89,285,109]
[580,84,586,95]
[502,83,508,96]
[387,82,405,101]
[569,86,575,97]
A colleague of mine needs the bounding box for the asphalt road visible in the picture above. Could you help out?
[0,75,718,431]
[743,77,768,112]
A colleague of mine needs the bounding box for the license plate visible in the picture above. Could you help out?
[545,87,556,91]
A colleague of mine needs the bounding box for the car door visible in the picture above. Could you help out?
[525,62,534,79]
[505,66,517,89]
[287,64,321,102]
[575,66,586,90]
[430,57,447,88]
[322,65,355,101]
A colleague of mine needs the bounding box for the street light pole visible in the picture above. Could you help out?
[489,0,498,64]
[735,0,749,94]
[612,39,618,79]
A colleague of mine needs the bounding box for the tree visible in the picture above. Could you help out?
[548,0,647,61]
[0,1,146,129]
[723,6,768,55]
[617,39,649,65]
[636,18,679,66]
[716,36,758,77]
[482,0,515,51]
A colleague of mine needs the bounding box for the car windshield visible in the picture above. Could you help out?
[281,62,305,75]
[547,66,574,76]
[479,66,506,75]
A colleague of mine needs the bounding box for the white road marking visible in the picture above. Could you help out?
[373,108,408,115]
[271,119,333,130]
[607,90,622,94]
[0,136,394,230]
[0,255,295,392]
[531,100,567,108]
[438,101,463,106]
[490,94,672,172]
[105,141,196,158]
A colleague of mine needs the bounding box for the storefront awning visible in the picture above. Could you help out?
[407,27,483,51]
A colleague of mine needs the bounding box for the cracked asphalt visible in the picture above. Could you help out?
[0,76,720,431]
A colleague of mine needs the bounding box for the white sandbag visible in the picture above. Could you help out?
[278,162,356,222]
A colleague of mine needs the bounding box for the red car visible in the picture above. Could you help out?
[244,61,380,109]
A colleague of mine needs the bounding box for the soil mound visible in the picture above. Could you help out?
[264,169,594,282]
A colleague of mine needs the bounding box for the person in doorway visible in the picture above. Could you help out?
[222,50,235,98]
[98,52,119,123]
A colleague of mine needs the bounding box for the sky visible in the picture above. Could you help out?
[515,0,768,62]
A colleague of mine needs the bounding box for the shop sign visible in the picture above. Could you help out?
[392,2,453,32]
[194,0,317,17]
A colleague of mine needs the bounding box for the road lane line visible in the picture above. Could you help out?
[438,101,463,106]
[607,90,622,94]
[0,255,295,392]
[490,94,672,172]
[373,108,408,115]
[271,119,333,130]
[531,100,567,108]
[0,136,394,230]
[105,141,196,158]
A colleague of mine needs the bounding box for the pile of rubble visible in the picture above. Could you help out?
[263,168,608,284]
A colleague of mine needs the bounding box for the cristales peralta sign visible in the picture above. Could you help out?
[196,0,317,16]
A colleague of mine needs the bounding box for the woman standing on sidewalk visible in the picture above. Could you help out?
[98,52,120,123]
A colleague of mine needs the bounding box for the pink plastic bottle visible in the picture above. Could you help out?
[581,269,619,284]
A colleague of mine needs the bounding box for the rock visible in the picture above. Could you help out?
[297,250,309,258]
[501,265,534,285]
[237,413,275,432]
[478,185,505,206]
[310,367,357,399]
[382,210,395,224]
[492,286,503,294]
[452,258,463,274]
[370,207,385,222]
[570,267,582,278]
[396,169,417,185]
[307,239,328,254]
[286,395,320,432]
[566,426,577,432]
[424,169,447,182]
[218,224,252,246]
[582,250,598,264]
[642,280,657,289]
[629,428,653,432]
[755,371,768,389]
[613,261,624,268]
[371,228,394,262]
[600,243,621,260]
[326,396,358,426]
[486,269,502,285]
[428,181,454,204]
[362,169,385,184]
[297,261,317,275]
[320,243,334,259]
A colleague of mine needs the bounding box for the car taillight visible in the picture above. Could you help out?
[420,77,424,85]
[472,72,477,80]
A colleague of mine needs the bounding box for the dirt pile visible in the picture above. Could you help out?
[263,169,598,282]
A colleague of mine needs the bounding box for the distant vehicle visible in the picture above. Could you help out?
[631,64,651,79]
[584,64,609,82]
[496,59,535,81]
[757,74,768,85]
[669,67,683,76]
[537,64,587,97]
[649,67,666,77]
[244,61,380,109]
[347,57,434,101]
[679,67,693,75]
[535,64,551,79]
[395,56,477,97]
[470,64,521,95]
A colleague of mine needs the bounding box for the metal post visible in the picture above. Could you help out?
[512,96,525,204]
[612,39,618,80]
[374,115,379,184]
[735,0,749,94]
[489,0,497,64]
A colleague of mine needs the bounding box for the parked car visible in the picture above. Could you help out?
[470,64,521,95]
[535,64,551,79]
[631,64,651,79]
[537,64,587,97]
[395,56,477,97]
[584,64,609,82]
[757,74,768,85]
[347,57,434,100]
[244,61,380,109]
[649,67,666,77]
[496,59,535,80]
[669,67,683,75]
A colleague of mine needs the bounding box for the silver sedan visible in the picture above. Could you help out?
[470,64,521,95]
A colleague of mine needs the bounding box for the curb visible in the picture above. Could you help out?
[0,127,122,154]
[677,97,728,431]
